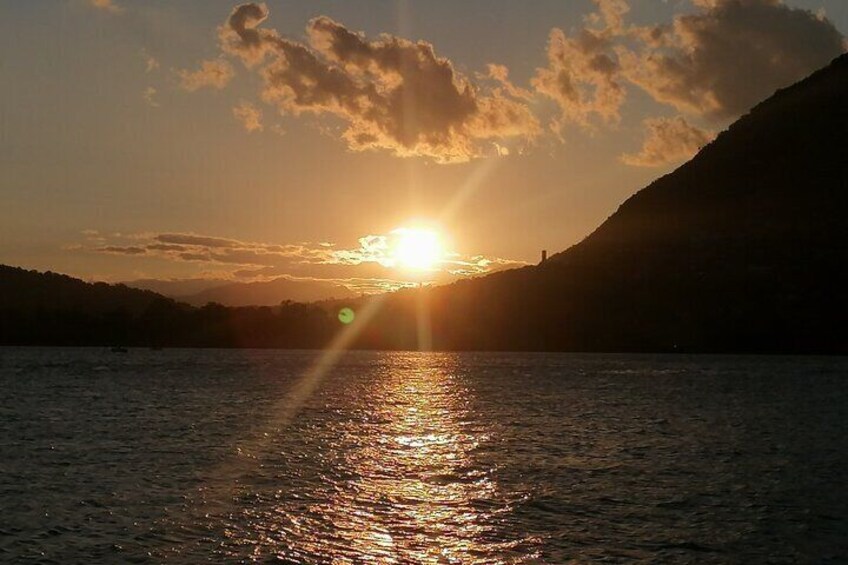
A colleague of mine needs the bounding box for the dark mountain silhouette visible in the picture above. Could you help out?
[125,276,355,306]
[2,54,846,352]
[174,277,356,307]
[0,265,167,315]
[123,277,227,298]
[0,265,336,348]
[353,53,848,353]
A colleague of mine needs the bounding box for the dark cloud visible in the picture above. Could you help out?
[199,1,844,157]
[178,252,214,262]
[219,2,276,66]
[146,243,187,252]
[621,0,845,119]
[100,245,147,255]
[216,4,539,162]
[534,0,844,131]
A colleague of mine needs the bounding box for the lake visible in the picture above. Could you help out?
[1,348,846,563]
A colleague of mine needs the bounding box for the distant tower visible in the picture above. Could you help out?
[541,249,547,264]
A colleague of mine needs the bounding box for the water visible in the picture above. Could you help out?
[1,348,846,563]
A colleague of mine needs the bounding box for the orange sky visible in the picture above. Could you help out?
[1,0,845,292]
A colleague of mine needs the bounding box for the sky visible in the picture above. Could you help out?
[1,0,846,292]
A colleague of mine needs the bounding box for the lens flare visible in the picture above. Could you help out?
[338,307,355,324]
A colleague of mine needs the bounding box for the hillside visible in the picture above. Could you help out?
[356,54,848,353]
[0,265,168,315]
[0,265,335,347]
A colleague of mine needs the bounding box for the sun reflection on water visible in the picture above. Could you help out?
[265,354,538,564]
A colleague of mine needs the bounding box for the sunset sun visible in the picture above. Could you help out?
[391,227,443,271]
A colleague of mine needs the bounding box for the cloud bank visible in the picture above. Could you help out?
[526,0,844,164]
[186,0,844,167]
[82,229,525,293]
[534,0,844,126]
[620,0,845,119]
[532,0,629,130]
[216,3,539,162]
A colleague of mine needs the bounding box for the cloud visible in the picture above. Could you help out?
[230,269,420,294]
[146,243,186,252]
[215,3,539,163]
[532,0,629,130]
[81,229,106,243]
[141,49,159,73]
[621,0,845,119]
[320,230,527,278]
[177,59,235,91]
[233,101,263,132]
[78,228,525,292]
[336,278,419,294]
[89,0,121,14]
[178,0,844,161]
[533,0,844,131]
[155,233,243,248]
[143,86,159,107]
[219,2,276,66]
[620,116,715,167]
[484,64,533,101]
[100,246,147,255]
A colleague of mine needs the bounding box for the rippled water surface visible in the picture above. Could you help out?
[1,348,847,563]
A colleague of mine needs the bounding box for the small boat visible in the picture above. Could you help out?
[110,346,128,353]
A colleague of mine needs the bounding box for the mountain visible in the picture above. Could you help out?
[0,265,336,347]
[356,53,848,353]
[123,277,228,298]
[174,277,356,307]
[0,265,180,346]
[0,265,168,315]
[125,276,356,306]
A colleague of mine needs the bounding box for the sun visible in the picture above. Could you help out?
[391,227,443,271]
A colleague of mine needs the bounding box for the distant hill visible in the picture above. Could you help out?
[356,53,848,353]
[175,277,356,307]
[125,276,355,307]
[123,277,228,298]
[0,265,168,315]
[0,265,179,346]
[0,265,335,347]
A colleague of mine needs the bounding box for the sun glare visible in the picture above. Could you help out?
[391,227,443,271]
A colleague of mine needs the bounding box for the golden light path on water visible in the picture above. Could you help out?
[273,356,536,563]
[173,148,512,561]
